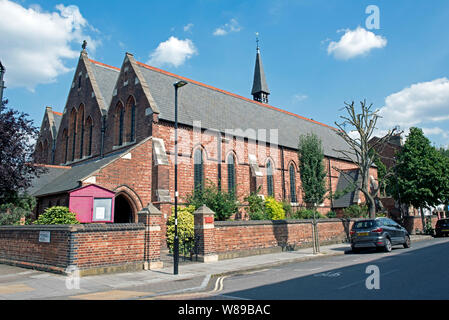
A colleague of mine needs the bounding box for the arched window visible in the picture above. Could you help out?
[266,160,274,197]
[69,108,77,161]
[43,139,49,164]
[289,163,297,203]
[125,96,136,142]
[194,148,204,191]
[227,154,236,193]
[77,105,85,159]
[62,129,68,163]
[85,116,93,156]
[114,102,124,146]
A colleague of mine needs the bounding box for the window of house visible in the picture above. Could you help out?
[267,160,274,197]
[289,164,297,203]
[130,103,136,141]
[227,154,236,193]
[194,148,204,191]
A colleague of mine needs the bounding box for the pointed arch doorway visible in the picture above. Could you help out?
[114,193,136,223]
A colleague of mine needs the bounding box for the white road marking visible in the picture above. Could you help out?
[338,269,399,290]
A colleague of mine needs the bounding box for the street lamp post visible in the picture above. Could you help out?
[0,61,6,105]
[173,80,187,275]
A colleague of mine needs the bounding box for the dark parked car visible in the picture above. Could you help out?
[435,219,449,237]
[350,218,410,253]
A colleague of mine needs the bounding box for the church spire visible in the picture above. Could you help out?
[251,33,270,104]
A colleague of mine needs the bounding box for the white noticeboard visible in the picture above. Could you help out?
[39,231,51,243]
[95,207,105,220]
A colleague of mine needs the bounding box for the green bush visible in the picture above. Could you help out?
[166,206,195,253]
[0,194,36,225]
[282,200,292,217]
[33,206,79,225]
[326,210,337,218]
[290,208,326,220]
[264,197,286,220]
[185,181,238,221]
[342,205,368,218]
[244,191,268,220]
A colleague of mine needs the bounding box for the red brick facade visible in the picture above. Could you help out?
[33,51,376,223]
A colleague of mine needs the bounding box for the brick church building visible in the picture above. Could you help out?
[31,44,377,222]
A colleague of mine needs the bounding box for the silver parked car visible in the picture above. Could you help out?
[350,218,411,253]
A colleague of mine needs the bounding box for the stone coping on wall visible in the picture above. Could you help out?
[0,223,145,232]
[214,218,362,227]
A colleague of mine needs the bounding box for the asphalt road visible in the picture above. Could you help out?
[206,237,449,300]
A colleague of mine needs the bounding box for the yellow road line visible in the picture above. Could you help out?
[71,290,153,300]
[0,283,35,295]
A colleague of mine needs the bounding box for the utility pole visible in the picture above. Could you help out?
[0,61,6,104]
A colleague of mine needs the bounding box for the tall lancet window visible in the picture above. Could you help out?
[266,160,274,197]
[289,164,297,203]
[194,148,204,192]
[227,154,236,193]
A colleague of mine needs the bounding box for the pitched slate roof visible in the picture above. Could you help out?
[31,148,130,197]
[52,111,62,137]
[332,169,362,208]
[90,60,120,111]
[136,62,351,159]
[26,166,70,196]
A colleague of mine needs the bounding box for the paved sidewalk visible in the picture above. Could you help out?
[0,235,432,300]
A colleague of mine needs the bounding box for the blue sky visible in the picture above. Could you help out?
[1,0,449,147]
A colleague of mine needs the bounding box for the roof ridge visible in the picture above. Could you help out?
[89,57,337,132]
[88,59,120,72]
[34,164,71,169]
[135,61,337,131]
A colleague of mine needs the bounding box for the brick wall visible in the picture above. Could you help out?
[213,219,355,259]
[0,224,145,275]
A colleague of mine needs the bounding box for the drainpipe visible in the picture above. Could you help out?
[51,138,56,164]
[281,146,286,200]
[328,158,333,209]
[100,115,106,158]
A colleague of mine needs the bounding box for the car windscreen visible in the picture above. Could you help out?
[353,220,377,229]
[437,220,449,226]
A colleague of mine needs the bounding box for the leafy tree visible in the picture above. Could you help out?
[0,193,36,225]
[297,133,327,253]
[334,100,397,219]
[389,128,447,229]
[297,133,327,208]
[0,100,45,204]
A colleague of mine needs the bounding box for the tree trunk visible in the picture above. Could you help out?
[363,190,376,219]
[420,207,426,234]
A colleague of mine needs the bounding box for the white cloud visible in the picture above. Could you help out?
[0,0,99,91]
[292,93,308,103]
[183,23,194,32]
[377,78,449,141]
[327,26,387,60]
[147,36,198,68]
[213,18,241,36]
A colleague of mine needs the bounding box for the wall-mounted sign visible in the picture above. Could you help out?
[39,231,51,243]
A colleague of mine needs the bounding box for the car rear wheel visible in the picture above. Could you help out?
[403,235,411,248]
[384,238,392,252]
[351,246,360,253]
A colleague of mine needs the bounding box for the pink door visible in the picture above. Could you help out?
[70,196,92,223]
